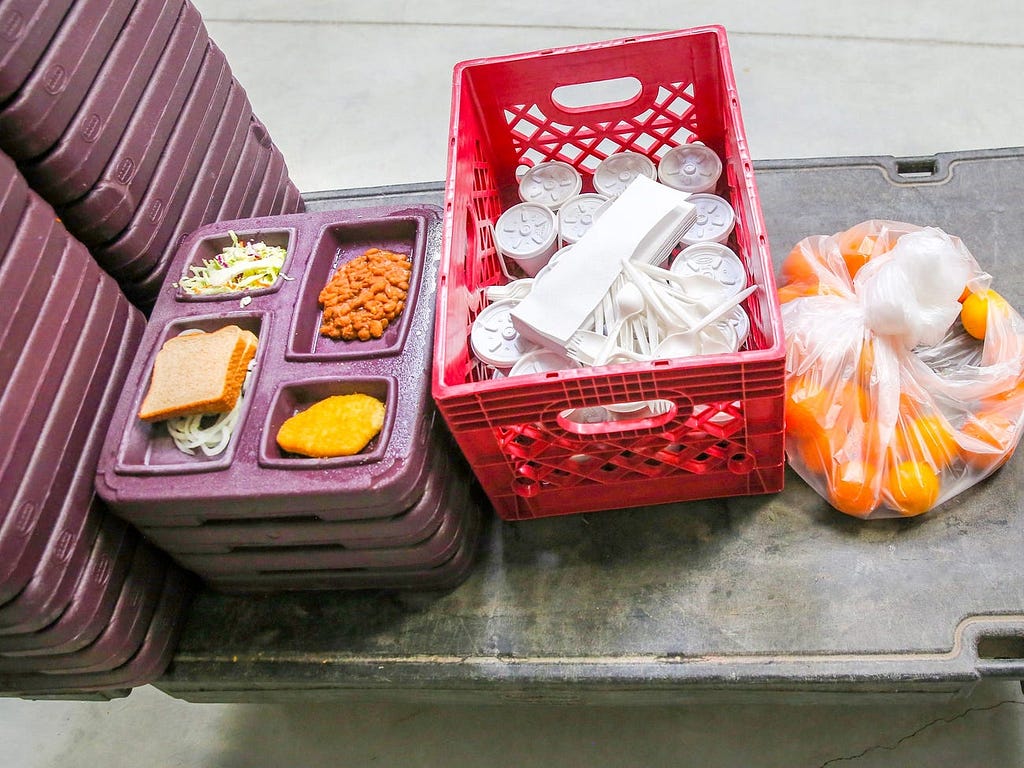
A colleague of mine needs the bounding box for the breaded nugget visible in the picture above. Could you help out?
[276,393,386,458]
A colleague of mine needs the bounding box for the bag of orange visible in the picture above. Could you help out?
[779,220,1024,518]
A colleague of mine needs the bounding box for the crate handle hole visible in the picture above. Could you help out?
[977,635,1024,661]
[895,157,939,178]
[556,399,677,435]
[551,77,643,114]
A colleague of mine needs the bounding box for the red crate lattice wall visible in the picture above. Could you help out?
[498,399,753,496]
[504,82,699,174]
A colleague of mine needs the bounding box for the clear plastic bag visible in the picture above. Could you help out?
[779,220,1024,518]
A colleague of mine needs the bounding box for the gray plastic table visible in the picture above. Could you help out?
[154,147,1024,703]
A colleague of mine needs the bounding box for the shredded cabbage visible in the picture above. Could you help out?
[176,231,288,295]
[166,361,255,457]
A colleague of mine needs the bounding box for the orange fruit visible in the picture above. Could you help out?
[855,337,875,391]
[984,378,1024,407]
[960,289,1008,340]
[885,460,941,517]
[837,381,871,424]
[960,410,1017,470]
[827,459,880,518]
[836,229,877,280]
[892,413,958,468]
[785,378,831,437]
[796,425,835,476]
[780,245,821,287]
[777,282,816,304]
[957,285,971,304]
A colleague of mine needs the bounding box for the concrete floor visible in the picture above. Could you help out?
[4,2,1024,765]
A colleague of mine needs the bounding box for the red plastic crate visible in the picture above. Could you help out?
[433,26,786,521]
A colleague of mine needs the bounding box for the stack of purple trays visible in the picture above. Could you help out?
[0,0,304,312]
[96,208,485,592]
[0,151,195,698]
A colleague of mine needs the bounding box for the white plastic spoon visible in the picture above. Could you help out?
[654,285,758,358]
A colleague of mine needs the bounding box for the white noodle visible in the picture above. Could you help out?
[167,361,255,457]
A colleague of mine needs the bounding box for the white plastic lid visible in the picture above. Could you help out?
[518,162,583,210]
[671,242,747,297]
[495,203,558,261]
[658,144,723,194]
[708,305,751,352]
[557,194,609,244]
[508,349,578,377]
[470,299,539,370]
[680,194,736,246]
[593,152,657,198]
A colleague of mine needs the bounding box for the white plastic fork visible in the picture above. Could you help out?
[484,278,535,302]
[620,258,696,330]
[565,329,650,366]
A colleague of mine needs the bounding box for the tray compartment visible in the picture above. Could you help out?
[175,226,295,303]
[287,215,426,361]
[286,215,425,362]
[259,376,396,470]
[114,312,267,476]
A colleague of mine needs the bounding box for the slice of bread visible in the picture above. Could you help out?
[138,325,258,422]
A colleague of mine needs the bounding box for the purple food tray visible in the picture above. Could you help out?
[57,5,207,245]
[280,182,305,216]
[247,145,286,218]
[123,128,300,312]
[0,152,30,255]
[107,76,249,287]
[268,160,300,215]
[0,518,136,657]
[0,0,136,161]
[205,484,484,593]
[0,294,145,631]
[222,118,275,221]
[140,437,463,554]
[97,205,443,526]
[0,254,100,542]
[22,0,186,206]
[0,197,64,373]
[0,565,194,696]
[92,43,231,278]
[0,501,102,633]
[0,0,76,102]
[0,226,93,417]
[197,84,256,229]
[172,478,470,576]
[115,79,254,306]
[0,270,127,604]
[0,543,166,673]
[212,118,268,223]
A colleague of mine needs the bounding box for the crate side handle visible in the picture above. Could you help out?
[549,76,644,114]
[539,79,661,124]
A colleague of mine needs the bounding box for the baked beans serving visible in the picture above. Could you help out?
[318,248,412,341]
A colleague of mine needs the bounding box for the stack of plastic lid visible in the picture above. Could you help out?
[0,151,194,698]
[0,0,303,312]
[96,208,485,592]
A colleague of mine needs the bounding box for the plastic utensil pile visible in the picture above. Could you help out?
[472,171,753,378]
